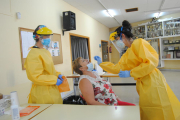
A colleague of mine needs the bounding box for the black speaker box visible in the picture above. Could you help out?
[63,11,76,31]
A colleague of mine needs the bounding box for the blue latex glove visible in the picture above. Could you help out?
[94,56,102,65]
[119,71,131,78]
[58,74,63,81]
[56,78,63,86]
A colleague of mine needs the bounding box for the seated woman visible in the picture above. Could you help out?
[73,57,135,106]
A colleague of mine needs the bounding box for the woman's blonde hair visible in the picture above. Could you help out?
[73,57,83,75]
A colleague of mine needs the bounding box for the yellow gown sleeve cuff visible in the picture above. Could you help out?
[56,71,61,77]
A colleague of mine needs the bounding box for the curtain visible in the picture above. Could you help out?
[71,36,89,61]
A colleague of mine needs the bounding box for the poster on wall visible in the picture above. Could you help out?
[21,31,35,58]
[48,41,60,56]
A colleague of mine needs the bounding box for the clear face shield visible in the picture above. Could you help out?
[109,32,125,53]
[40,35,53,50]
[111,39,125,53]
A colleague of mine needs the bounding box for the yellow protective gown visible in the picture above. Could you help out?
[24,48,63,104]
[100,38,180,120]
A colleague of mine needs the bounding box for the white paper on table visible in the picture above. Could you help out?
[4,107,25,115]
[95,63,104,74]
[98,72,105,76]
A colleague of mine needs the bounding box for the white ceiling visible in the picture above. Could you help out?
[63,0,180,28]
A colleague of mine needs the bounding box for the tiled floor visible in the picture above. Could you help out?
[74,71,180,105]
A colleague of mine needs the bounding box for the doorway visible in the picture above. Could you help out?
[69,33,91,74]
[101,40,110,62]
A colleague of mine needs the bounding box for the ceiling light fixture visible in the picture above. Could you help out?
[98,0,120,25]
[106,10,114,17]
[155,12,161,18]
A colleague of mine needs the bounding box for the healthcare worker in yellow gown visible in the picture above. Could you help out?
[94,20,180,120]
[24,25,63,104]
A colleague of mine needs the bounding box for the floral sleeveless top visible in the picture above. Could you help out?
[78,72,118,105]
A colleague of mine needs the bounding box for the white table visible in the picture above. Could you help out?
[31,104,140,120]
[1,104,140,120]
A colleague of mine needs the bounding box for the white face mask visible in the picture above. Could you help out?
[116,40,125,49]
[87,63,93,71]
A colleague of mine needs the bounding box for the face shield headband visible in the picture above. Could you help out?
[120,27,123,40]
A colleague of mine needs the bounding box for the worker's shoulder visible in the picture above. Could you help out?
[133,38,147,44]
[133,38,149,46]
[26,48,41,58]
[28,48,40,54]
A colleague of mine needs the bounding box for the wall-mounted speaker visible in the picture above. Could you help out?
[63,11,76,35]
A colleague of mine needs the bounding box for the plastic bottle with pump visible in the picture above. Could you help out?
[10,91,20,120]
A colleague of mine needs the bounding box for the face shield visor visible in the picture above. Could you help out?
[109,32,125,53]
[111,39,125,53]
[40,35,53,50]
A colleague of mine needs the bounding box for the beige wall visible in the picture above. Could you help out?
[0,0,109,104]
[109,12,180,69]
[109,43,120,64]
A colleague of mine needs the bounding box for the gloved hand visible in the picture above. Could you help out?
[56,78,63,86]
[119,71,131,78]
[58,74,63,81]
[94,56,102,65]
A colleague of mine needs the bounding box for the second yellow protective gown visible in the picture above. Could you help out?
[100,38,180,120]
[24,48,63,104]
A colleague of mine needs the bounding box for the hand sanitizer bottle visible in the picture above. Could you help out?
[10,91,20,120]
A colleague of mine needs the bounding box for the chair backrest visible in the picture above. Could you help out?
[63,95,87,105]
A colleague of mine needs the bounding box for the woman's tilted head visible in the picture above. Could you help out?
[73,57,91,75]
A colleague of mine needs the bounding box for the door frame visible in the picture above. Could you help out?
[101,40,110,62]
[69,33,91,74]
